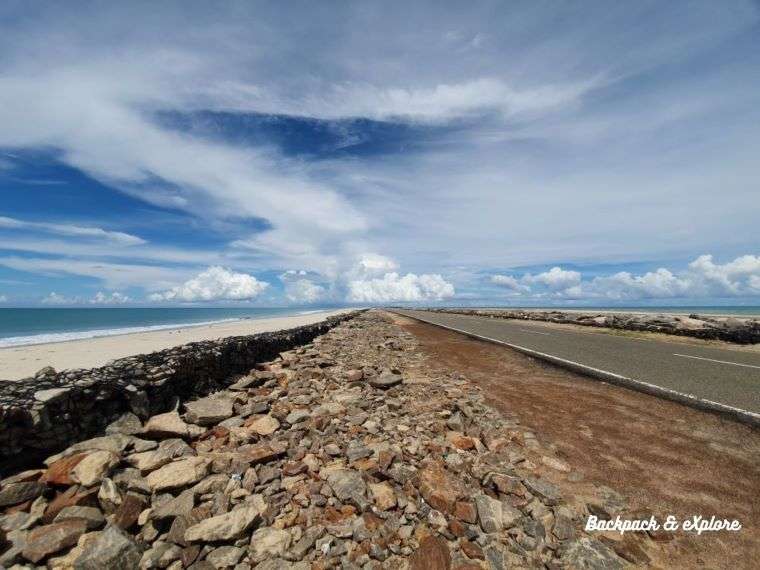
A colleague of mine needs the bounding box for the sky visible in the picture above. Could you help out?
[0,0,759,307]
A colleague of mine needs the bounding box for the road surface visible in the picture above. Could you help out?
[393,309,760,418]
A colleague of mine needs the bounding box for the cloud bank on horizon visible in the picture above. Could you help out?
[0,1,758,306]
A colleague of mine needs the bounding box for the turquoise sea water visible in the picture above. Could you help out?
[0,307,333,348]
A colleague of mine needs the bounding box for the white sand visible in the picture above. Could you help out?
[0,309,354,380]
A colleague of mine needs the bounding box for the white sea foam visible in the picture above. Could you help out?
[0,318,241,348]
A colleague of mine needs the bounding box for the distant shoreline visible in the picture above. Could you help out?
[0,309,354,380]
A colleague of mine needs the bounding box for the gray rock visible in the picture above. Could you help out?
[184,395,234,426]
[34,387,69,403]
[523,476,561,506]
[206,545,245,568]
[557,537,625,569]
[105,413,143,436]
[143,411,195,439]
[284,409,310,425]
[326,469,368,510]
[146,457,210,492]
[54,506,105,530]
[151,489,195,521]
[184,504,263,542]
[73,524,142,570]
[139,541,182,568]
[368,369,402,389]
[250,527,292,561]
[475,493,503,533]
[0,482,45,507]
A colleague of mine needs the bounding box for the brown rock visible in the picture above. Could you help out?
[43,486,99,524]
[448,519,468,538]
[446,432,476,451]
[41,453,88,486]
[417,462,465,514]
[491,473,526,496]
[460,539,485,560]
[238,442,287,465]
[369,481,396,511]
[111,493,148,530]
[346,369,363,382]
[22,519,87,563]
[454,501,477,524]
[410,535,451,570]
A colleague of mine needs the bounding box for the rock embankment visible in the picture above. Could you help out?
[425,308,760,344]
[0,312,360,470]
[0,310,640,569]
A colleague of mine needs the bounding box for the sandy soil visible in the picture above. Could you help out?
[392,313,760,569]
[0,309,353,380]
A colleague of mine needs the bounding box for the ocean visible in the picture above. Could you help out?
[0,307,334,348]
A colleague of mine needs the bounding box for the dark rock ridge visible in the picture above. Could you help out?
[423,308,760,345]
[0,312,362,472]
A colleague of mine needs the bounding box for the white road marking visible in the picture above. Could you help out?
[673,353,760,370]
[394,311,760,427]
[519,329,551,335]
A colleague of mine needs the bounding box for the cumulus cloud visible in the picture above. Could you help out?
[279,270,327,304]
[348,272,455,303]
[284,279,326,304]
[524,267,581,291]
[90,291,131,304]
[149,266,268,302]
[0,216,145,245]
[491,254,760,301]
[354,254,399,276]
[0,295,7,303]
[42,292,76,305]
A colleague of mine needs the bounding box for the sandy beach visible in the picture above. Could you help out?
[0,309,353,380]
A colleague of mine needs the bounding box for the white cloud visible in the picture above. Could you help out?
[284,279,326,304]
[524,267,581,291]
[491,274,530,293]
[41,292,76,305]
[354,254,399,276]
[348,272,455,303]
[0,3,758,305]
[0,295,7,303]
[279,270,327,304]
[90,291,131,304]
[490,254,760,301]
[149,266,268,302]
[211,77,596,124]
[0,256,191,290]
[0,216,145,245]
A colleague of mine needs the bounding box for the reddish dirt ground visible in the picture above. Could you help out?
[392,313,760,569]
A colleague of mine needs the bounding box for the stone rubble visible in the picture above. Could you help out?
[425,308,760,345]
[0,310,647,569]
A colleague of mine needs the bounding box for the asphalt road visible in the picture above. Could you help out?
[394,309,760,416]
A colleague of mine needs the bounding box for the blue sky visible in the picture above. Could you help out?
[1,0,759,307]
